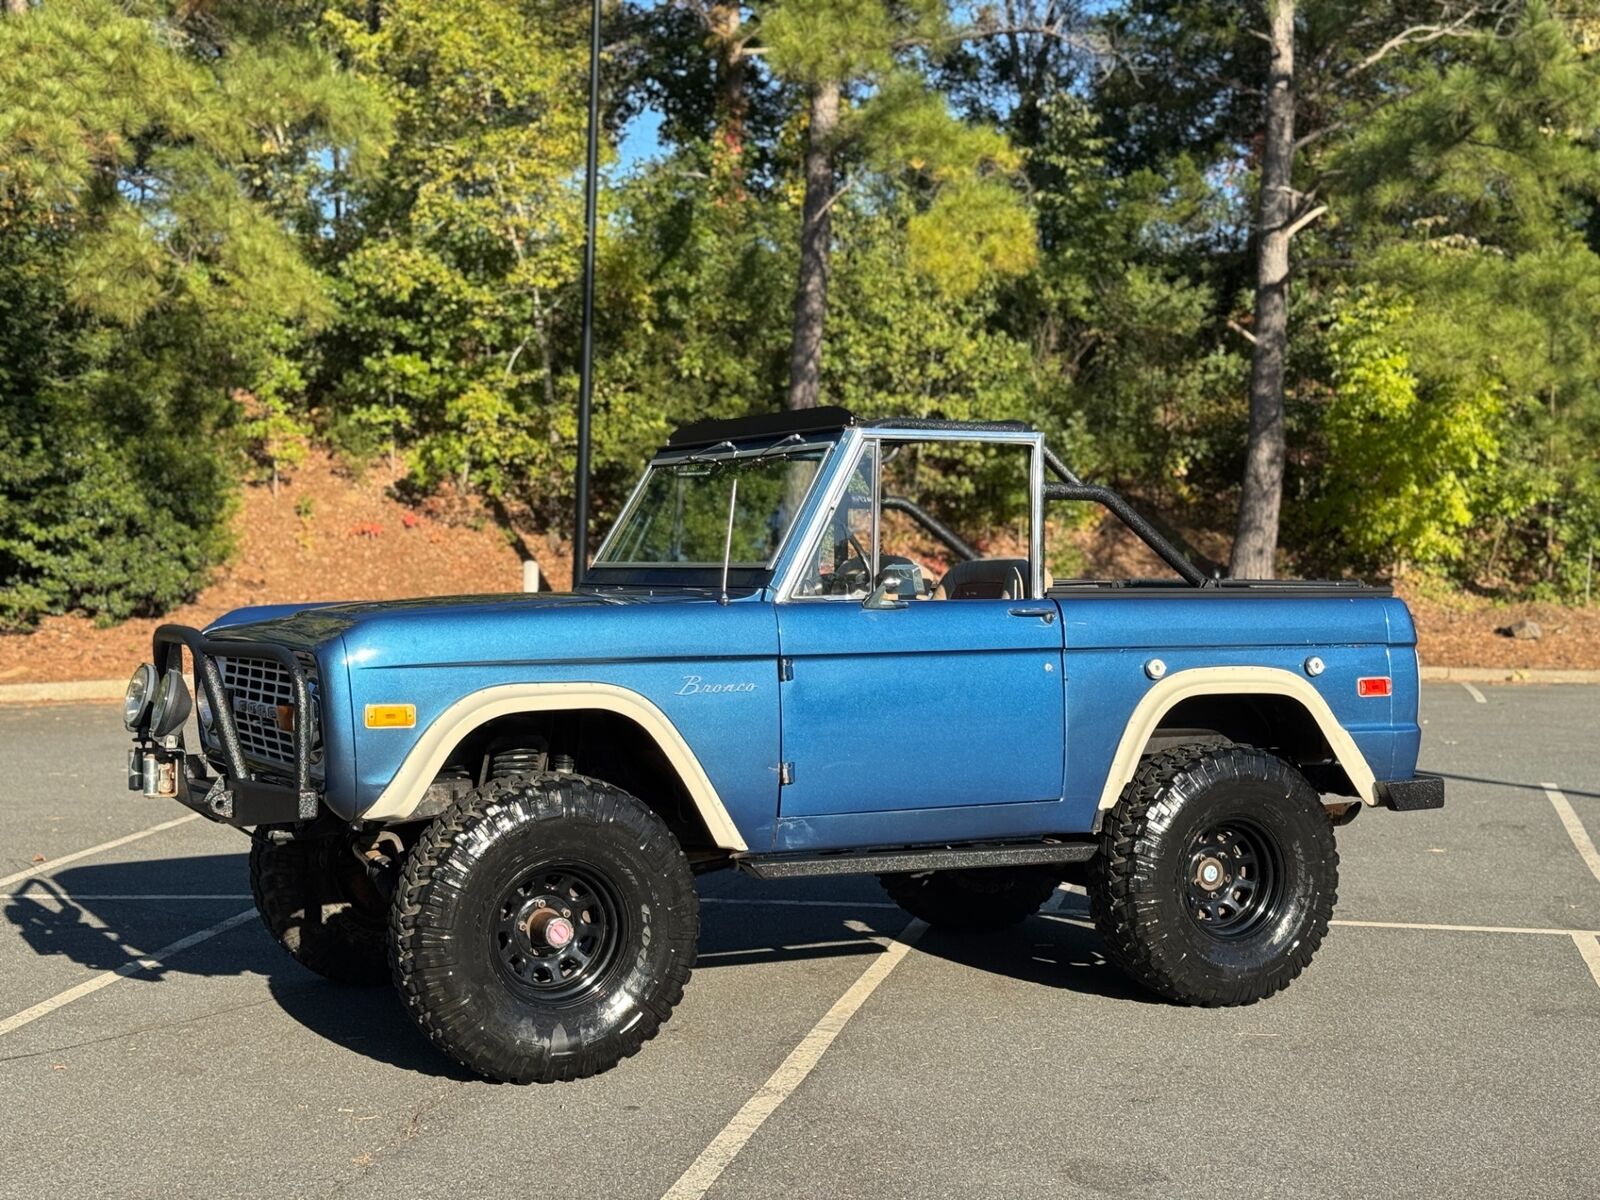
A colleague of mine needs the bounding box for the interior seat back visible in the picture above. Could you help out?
[933,558,1029,601]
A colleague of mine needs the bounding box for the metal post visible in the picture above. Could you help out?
[573,0,602,586]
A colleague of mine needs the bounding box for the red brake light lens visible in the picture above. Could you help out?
[1357,677,1392,698]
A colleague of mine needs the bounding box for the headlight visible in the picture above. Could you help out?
[124,664,157,731]
[196,686,215,733]
[148,671,192,738]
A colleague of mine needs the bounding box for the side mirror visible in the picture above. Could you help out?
[863,578,909,610]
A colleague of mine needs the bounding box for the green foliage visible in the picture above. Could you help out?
[1299,287,1501,571]
[0,0,386,629]
[317,0,592,522]
[7,0,1600,625]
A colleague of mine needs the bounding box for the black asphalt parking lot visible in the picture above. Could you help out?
[1,685,1597,1199]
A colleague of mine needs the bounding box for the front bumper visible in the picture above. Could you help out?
[127,624,321,828]
[1375,772,1446,812]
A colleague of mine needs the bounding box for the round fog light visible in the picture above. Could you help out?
[149,671,193,738]
[124,664,157,731]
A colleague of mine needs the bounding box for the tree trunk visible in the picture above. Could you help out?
[706,3,748,164]
[1231,0,1296,580]
[4,0,29,15]
[786,79,840,411]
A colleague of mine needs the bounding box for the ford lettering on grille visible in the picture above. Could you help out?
[218,655,305,767]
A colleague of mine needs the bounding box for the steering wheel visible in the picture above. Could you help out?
[839,530,870,573]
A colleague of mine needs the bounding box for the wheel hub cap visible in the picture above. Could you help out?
[523,907,577,949]
[1195,856,1227,891]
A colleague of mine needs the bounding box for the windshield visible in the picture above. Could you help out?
[595,446,828,568]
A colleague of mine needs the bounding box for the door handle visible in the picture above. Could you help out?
[1008,606,1056,624]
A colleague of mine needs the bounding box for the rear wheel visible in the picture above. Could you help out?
[879,866,1061,931]
[390,772,699,1083]
[1088,744,1338,1006]
[249,832,389,985]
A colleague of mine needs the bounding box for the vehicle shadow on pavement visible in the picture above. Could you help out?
[4,853,472,1078]
[690,894,1162,1004]
[9,854,1157,1078]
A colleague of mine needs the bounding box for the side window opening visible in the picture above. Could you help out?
[794,438,1038,601]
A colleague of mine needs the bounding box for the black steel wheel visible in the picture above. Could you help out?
[1088,744,1338,1006]
[879,867,1060,932]
[491,863,624,1001]
[1182,818,1285,938]
[249,832,389,985]
[391,772,698,1084]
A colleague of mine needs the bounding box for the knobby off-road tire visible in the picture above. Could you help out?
[390,772,699,1084]
[249,832,390,985]
[879,867,1061,932]
[1088,744,1338,1007]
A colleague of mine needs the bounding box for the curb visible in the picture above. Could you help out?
[3,668,1599,705]
[0,679,126,704]
[1418,666,1600,684]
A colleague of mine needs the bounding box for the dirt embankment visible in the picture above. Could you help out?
[0,452,538,684]
[3,459,1596,683]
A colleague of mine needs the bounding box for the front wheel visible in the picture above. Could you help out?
[390,773,699,1083]
[249,832,389,985]
[1088,744,1338,1007]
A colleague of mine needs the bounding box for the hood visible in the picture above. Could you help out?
[205,588,769,667]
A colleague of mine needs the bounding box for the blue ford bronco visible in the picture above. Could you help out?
[123,408,1443,1082]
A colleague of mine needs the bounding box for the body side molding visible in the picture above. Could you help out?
[360,682,749,850]
[1096,666,1379,812]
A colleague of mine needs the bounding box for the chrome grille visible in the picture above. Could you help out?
[218,656,297,766]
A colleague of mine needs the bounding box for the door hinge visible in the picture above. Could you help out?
[778,761,795,786]
[779,657,794,682]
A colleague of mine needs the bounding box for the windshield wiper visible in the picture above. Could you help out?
[685,440,738,467]
[750,432,805,462]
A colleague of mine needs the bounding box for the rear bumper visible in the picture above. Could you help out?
[1375,773,1445,812]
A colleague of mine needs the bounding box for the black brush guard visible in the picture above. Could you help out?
[149,624,319,826]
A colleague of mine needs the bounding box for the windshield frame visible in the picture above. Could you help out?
[587,436,840,584]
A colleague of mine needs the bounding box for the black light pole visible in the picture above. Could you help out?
[573,0,602,585]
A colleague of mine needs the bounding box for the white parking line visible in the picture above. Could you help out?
[0,893,250,901]
[696,936,882,961]
[660,919,928,1200]
[0,814,201,889]
[705,898,1600,938]
[699,897,898,910]
[0,908,256,1039]
[1330,918,1600,937]
[1542,783,1600,886]
[1460,681,1488,704]
[1571,935,1600,991]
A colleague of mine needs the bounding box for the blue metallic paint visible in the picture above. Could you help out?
[202,429,1425,851]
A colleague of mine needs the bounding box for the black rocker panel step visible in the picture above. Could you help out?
[736,840,1097,880]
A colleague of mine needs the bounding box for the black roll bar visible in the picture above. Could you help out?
[1041,482,1212,587]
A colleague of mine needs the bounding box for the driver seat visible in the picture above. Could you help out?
[933,558,1029,601]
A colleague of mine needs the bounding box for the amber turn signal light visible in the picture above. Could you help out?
[365,704,417,728]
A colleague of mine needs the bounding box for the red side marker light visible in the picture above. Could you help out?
[1357,677,1392,698]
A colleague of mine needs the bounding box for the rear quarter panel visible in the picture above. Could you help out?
[1059,593,1420,831]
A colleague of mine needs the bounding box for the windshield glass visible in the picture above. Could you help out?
[595,446,828,568]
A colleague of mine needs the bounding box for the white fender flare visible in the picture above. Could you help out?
[1097,666,1379,812]
[360,682,749,851]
